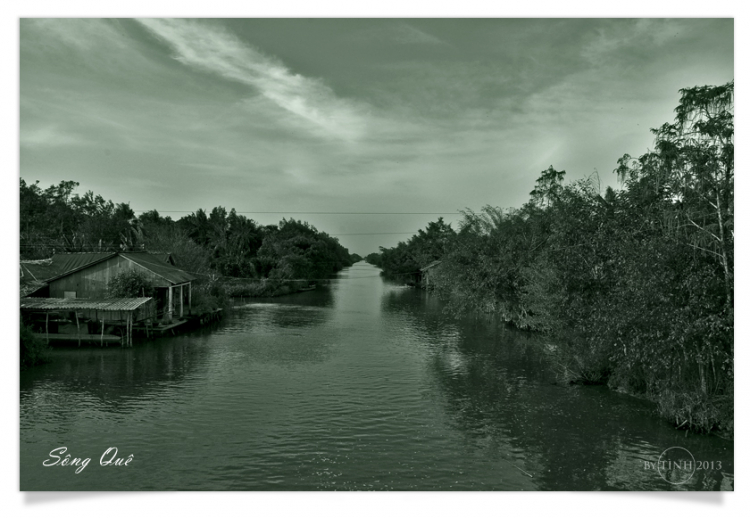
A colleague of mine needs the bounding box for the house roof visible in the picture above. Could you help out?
[21,253,115,282]
[23,252,119,285]
[120,252,195,285]
[21,253,116,297]
[137,252,175,265]
[20,281,47,298]
[52,253,119,276]
[420,260,443,271]
[21,297,154,312]
[21,260,61,283]
[25,251,192,287]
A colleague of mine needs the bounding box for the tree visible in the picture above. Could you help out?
[377,218,457,277]
[615,80,733,307]
[530,165,566,209]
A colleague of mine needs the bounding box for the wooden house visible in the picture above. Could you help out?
[22,251,195,322]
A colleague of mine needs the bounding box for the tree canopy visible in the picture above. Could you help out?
[374,81,734,434]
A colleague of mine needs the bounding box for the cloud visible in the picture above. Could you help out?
[135,18,368,141]
[23,18,124,54]
[20,125,87,148]
[580,19,689,67]
[21,19,156,76]
[351,21,449,46]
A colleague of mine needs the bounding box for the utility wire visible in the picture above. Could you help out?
[133,210,463,215]
[182,267,416,283]
[18,231,420,248]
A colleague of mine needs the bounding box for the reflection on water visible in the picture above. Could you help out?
[20,263,733,490]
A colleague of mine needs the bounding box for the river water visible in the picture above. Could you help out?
[20,262,733,490]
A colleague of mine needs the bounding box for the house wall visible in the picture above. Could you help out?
[48,256,171,299]
[421,265,441,288]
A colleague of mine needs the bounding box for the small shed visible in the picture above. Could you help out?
[420,260,443,289]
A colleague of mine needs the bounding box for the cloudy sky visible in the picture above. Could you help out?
[19,18,733,255]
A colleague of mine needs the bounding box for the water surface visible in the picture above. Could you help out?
[20,262,733,490]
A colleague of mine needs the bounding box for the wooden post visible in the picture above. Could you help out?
[180,285,184,318]
[45,311,49,344]
[168,286,173,322]
[101,317,105,347]
[75,311,81,347]
[188,283,192,315]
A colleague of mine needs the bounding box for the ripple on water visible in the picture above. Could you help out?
[20,264,733,490]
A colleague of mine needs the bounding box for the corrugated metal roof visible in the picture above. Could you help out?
[20,282,47,297]
[35,251,192,286]
[36,252,118,284]
[20,260,59,282]
[21,253,115,282]
[51,252,118,276]
[20,297,154,312]
[151,253,175,265]
[121,252,195,285]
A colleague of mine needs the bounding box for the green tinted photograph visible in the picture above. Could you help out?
[19,18,733,493]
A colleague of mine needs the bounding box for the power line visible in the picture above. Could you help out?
[327,232,416,236]
[134,210,462,215]
[18,231,418,248]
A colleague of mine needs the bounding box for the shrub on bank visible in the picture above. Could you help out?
[190,278,232,317]
[656,388,733,436]
[20,319,49,369]
[545,339,612,386]
[223,279,306,298]
[390,82,734,437]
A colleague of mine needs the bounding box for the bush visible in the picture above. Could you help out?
[190,278,231,316]
[656,388,733,436]
[544,336,612,385]
[222,279,303,298]
[191,290,220,316]
[108,270,155,298]
[20,319,49,369]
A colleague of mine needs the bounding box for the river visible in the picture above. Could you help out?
[20,262,733,490]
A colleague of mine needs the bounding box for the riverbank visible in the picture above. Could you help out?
[20,263,733,490]
[522,329,733,439]
[391,280,734,439]
[221,278,322,298]
[370,83,734,440]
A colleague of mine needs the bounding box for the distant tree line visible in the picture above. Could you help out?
[20,182,358,286]
[370,81,734,435]
[368,218,455,278]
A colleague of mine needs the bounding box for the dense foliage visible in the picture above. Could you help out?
[372,218,456,278]
[375,81,733,435]
[20,186,356,293]
[20,319,49,369]
[365,252,383,267]
[20,180,140,259]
